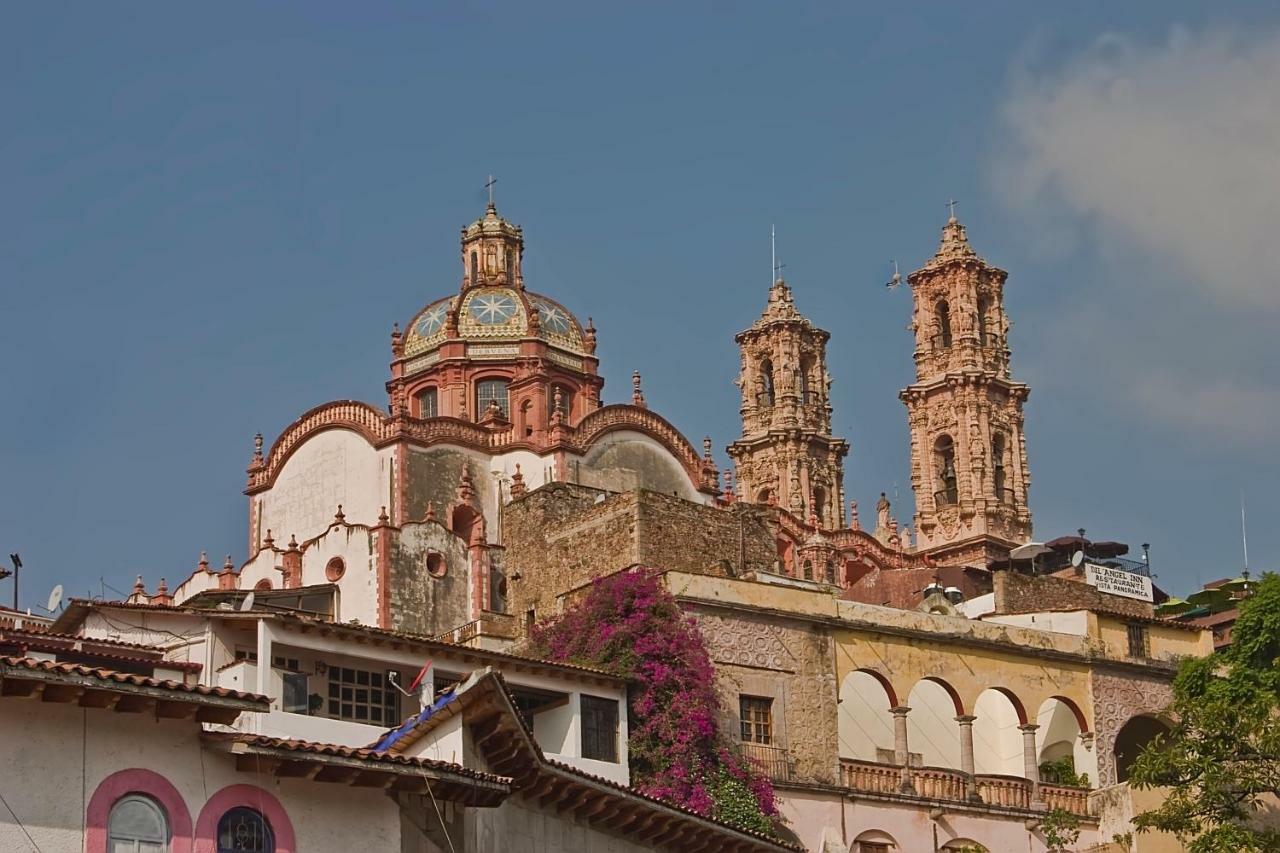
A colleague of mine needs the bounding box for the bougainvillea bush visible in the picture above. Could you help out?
[527,567,778,835]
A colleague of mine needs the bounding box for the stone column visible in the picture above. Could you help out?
[891,706,915,793]
[956,714,980,801]
[1019,723,1043,806]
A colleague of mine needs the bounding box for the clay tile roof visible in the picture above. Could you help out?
[0,655,268,705]
[216,733,511,784]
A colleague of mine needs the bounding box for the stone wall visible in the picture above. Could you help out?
[502,484,777,631]
[994,570,1155,620]
[1090,668,1174,788]
[384,520,474,636]
[691,606,839,786]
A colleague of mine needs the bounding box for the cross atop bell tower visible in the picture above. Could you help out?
[900,208,1032,563]
[728,263,849,528]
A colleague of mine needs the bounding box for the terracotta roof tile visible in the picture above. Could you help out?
[217,733,511,785]
[0,655,267,705]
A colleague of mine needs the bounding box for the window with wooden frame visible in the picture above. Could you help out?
[739,695,773,745]
[326,665,400,725]
[580,694,619,762]
[1126,623,1150,659]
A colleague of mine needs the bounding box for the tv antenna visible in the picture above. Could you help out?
[885,260,903,289]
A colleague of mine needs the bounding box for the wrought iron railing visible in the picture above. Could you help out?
[738,740,793,782]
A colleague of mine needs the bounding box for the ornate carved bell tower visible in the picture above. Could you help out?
[901,212,1032,562]
[728,277,849,527]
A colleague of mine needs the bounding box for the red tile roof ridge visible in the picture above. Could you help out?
[0,655,267,704]
[0,625,168,651]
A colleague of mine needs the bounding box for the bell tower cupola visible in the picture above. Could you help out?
[461,199,524,291]
[728,275,849,527]
[901,209,1032,563]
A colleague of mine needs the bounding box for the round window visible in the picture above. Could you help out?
[325,556,346,582]
[426,552,446,578]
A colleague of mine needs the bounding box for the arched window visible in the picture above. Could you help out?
[475,379,510,419]
[935,301,952,349]
[934,435,958,506]
[758,359,775,407]
[469,251,478,283]
[217,807,274,853]
[812,487,827,526]
[977,296,991,346]
[415,387,438,419]
[108,794,169,853]
[824,560,835,584]
[802,560,813,581]
[991,433,1007,502]
[799,356,815,405]
[506,248,515,280]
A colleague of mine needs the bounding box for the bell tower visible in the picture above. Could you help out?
[728,277,848,527]
[901,211,1032,562]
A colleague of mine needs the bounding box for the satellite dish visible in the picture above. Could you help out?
[46,584,63,613]
[239,592,256,612]
[1070,550,1085,568]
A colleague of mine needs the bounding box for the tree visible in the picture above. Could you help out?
[1129,572,1280,852]
[527,567,779,834]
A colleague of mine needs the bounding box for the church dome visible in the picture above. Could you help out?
[402,202,588,358]
[403,286,586,356]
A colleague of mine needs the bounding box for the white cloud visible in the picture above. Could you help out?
[997,27,1280,445]
[1000,27,1280,310]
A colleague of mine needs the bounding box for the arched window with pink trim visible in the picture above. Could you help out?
[194,785,295,853]
[86,768,193,853]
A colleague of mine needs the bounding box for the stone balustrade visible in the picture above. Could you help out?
[839,759,1093,818]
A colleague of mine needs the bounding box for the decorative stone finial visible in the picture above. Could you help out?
[929,206,980,266]
[198,551,210,572]
[849,501,860,530]
[551,387,565,426]
[702,436,714,463]
[249,433,265,468]
[223,554,235,570]
[631,371,646,408]
[378,506,390,525]
[390,322,404,358]
[333,504,345,524]
[458,467,476,503]
[425,501,437,522]
[287,535,298,552]
[263,529,275,550]
[584,317,597,355]
[156,577,168,595]
[133,575,145,595]
[723,469,736,500]
[510,464,527,498]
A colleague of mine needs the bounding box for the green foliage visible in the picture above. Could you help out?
[1128,572,1280,852]
[1041,806,1082,852]
[1039,756,1090,788]
[707,763,775,836]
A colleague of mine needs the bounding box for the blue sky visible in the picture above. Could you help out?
[3,3,1278,609]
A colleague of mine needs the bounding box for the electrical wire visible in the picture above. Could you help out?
[420,765,457,853]
[0,788,42,852]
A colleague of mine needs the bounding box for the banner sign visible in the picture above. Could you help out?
[1085,563,1154,602]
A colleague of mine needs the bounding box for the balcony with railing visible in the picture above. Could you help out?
[738,740,794,783]
[839,759,1093,818]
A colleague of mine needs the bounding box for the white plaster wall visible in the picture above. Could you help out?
[839,670,895,762]
[256,429,390,542]
[906,679,962,769]
[1036,698,1097,785]
[776,786,1101,853]
[972,689,1024,776]
[0,699,400,853]
[405,712,466,767]
[468,796,657,853]
[296,525,376,623]
[987,610,1090,637]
